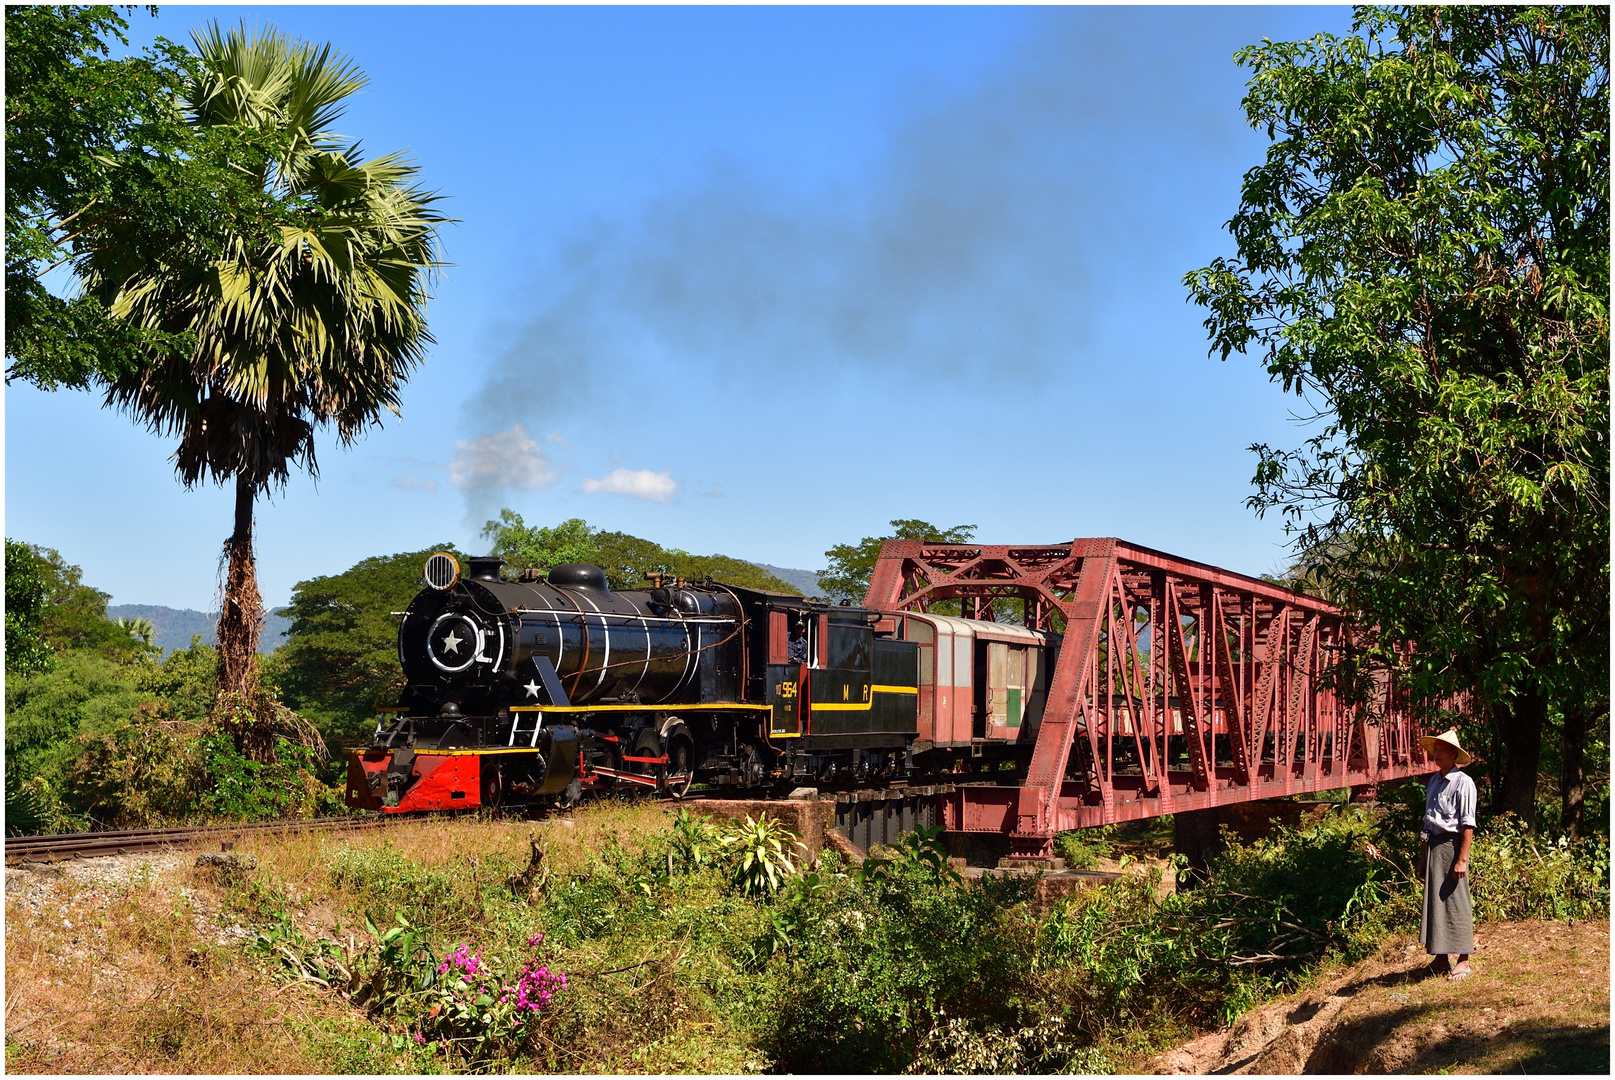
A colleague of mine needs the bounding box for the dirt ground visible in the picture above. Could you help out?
[3,851,347,1074]
[1146,920,1610,1074]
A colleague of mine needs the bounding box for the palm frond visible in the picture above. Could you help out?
[88,21,446,490]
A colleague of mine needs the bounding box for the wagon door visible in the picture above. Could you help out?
[984,641,1009,739]
[905,617,937,742]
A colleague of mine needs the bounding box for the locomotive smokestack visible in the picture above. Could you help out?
[468,556,504,582]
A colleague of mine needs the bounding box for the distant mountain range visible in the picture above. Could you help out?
[109,563,827,656]
[107,605,292,656]
[749,563,830,598]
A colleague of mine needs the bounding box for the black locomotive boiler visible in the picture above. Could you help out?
[346,552,932,812]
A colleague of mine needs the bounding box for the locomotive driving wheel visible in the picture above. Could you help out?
[664,729,696,799]
[480,760,503,812]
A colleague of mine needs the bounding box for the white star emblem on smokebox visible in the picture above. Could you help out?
[524,679,541,698]
[441,630,464,654]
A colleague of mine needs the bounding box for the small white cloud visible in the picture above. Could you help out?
[696,484,724,498]
[450,425,559,492]
[393,473,438,492]
[546,430,572,450]
[582,468,677,503]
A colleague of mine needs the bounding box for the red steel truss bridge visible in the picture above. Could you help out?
[865,537,1444,858]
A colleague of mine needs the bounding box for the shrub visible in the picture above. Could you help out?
[199,733,319,820]
[418,933,567,1063]
[5,774,90,835]
[724,814,804,896]
[65,710,204,827]
[1054,827,1117,870]
[1037,810,1401,1034]
[756,863,1042,1071]
[908,1013,1107,1075]
[860,825,961,886]
[1470,817,1610,921]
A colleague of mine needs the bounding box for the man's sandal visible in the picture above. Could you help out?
[1446,965,1472,981]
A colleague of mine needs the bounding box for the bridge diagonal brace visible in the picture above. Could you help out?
[1016,540,1118,849]
[1165,583,1213,791]
[1212,590,1252,785]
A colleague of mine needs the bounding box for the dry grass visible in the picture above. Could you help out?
[4,858,345,1074]
[232,800,670,897]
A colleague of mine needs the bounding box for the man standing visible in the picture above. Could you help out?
[1418,729,1477,980]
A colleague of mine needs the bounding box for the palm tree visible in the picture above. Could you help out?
[114,615,158,646]
[79,23,446,751]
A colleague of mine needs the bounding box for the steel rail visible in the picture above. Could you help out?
[5,815,408,865]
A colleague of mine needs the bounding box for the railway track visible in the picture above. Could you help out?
[4,815,404,865]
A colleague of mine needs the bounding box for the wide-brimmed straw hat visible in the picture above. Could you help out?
[1419,728,1473,766]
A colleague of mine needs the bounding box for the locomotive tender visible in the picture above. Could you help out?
[345,552,1060,812]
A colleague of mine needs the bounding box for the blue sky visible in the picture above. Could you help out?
[6,5,1355,611]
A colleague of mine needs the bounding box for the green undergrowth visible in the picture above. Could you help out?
[221,799,1609,1074]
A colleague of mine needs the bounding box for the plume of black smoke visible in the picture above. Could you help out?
[467,8,1263,487]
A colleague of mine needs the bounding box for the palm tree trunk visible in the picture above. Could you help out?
[216,474,265,745]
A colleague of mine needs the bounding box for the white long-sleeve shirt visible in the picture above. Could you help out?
[1422,768,1478,841]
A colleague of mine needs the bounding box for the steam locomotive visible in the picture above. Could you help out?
[345,552,1060,812]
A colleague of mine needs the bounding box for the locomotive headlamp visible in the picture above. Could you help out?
[424,552,459,591]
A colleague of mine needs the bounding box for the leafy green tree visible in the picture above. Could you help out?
[482,513,598,571]
[4,5,255,388]
[9,542,158,661]
[80,22,447,750]
[482,512,799,593]
[1185,6,1608,828]
[276,546,462,744]
[820,519,977,602]
[592,531,799,593]
[5,538,52,675]
[5,648,150,791]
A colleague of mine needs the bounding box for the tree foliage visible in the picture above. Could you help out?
[819,519,977,602]
[2,536,338,835]
[1185,6,1609,826]
[3,5,228,388]
[481,511,799,594]
[7,541,159,661]
[86,21,449,499]
[276,546,463,743]
[5,538,52,675]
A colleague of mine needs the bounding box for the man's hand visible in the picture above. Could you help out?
[1451,859,1468,879]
